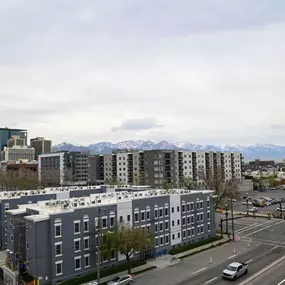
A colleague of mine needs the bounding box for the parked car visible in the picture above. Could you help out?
[107,274,134,285]
[248,207,258,213]
[222,262,248,280]
[276,206,285,212]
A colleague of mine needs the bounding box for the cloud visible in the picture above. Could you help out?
[111,117,163,132]
[0,1,285,145]
[271,124,285,130]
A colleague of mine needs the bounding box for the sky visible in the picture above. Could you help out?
[1,0,285,146]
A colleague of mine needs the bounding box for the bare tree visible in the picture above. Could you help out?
[180,176,200,190]
[198,167,240,209]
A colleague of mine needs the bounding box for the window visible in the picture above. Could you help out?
[196,202,200,210]
[84,237,90,250]
[182,204,185,213]
[55,224,62,237]
[159,222,163,232]
[10,235,14,242]
[144,210,149,221]
[187,229,191,237]
[155,223,158,232]
[197,226,200,235]
[182,217,186,226]
[197,214,200,222]
[127,215,131,222]
[74,256,81,270]
[74,221,80,234]
[110,216,115,227]
[208,223,211,232]
[165,221,169,230]
[55,242,62,256]
[74,239,81,252]
[10,219,13,225]
[200,213,203,222]
[55,261,63,276]
[84,220,89,233]
[160,236,164,245]
[207,200,210,208]
[183,230,186,239]
[200,201,203,209]
[165,234,169,244]
[207,212,210,220]
[191,228,195,236]
[155,237,159,247]
[191,203,194,211]
[134,213,139,223]
[191,215,194,224]
[172,220,174,227]
[172,234,175,240]
[119,216,123,223]
[177,206,180,212]
[159,208,163,217]
[177,219,180,226]
[26,242,29,250]
[178,232,180,238]
[201,225,204,234]
[172,207,174,213]
[141,211,145,222]
[187,216,190,224]
[102,217,107,229]
[187,203,190,212]
[154,209,158,218]
[84,254,90,268]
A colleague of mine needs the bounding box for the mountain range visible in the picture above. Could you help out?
[52,140,285,161]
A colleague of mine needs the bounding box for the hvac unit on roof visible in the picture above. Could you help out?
[45,202,49,206]
[80,202,85,206]
[74,203,78,207]
[97,200,101,203]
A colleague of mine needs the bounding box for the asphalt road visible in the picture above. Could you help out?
[244,259,285,285]
[135,217,285,285]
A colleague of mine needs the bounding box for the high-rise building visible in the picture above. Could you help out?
[30,137,52,160]
[38,152,89,186]
[0,128,27,151]
[89,150,243,187]
[1,146,35,162]
[7,135,25,148]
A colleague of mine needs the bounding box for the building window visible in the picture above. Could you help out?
[187,203,190,212]
[134,213,139,223]
[177,206,180,212]
[159,222,163,232]
[165,221,169,230]
[196,201,200,210]
[84,237,90,250]
[26,242,29,250]
[119,216,123,223]
[56,261,63,276]
[187,229,191,237]
[182,217,186,226]
[141,211,145,222]
[191,215,194,223]
[155,223,158,232]
[160,236,164,245]
[172,234,175,240]
[146,210,150,220]
[84,254,90,268]
[177,219,180,226]
[55,224,62,238]
[155,237,159,247]
[208,223,211,232]
[172,207,174,213]
[10,235,14,242]
[207,200,210,208]
[182,204,185,213]
[159,208,163,217]
[110,216,115,227]
[165,234,169,244]
[200,213,203,221]
[164,207,169,217]
[74,239,81,252]
[55,242,62,256]
[178,232,180,238]
[172,220,174,227]
[200,201,203,209]
[127,215,131,222]
[74,256,81,270]
[83,220,89,233]
[183,230,186,239]
[102,217,107,229]
[201,225,204,234]
[187,216,190,224]
[191,203,194,211]
[74,221,80,234]
[154,209,158,218]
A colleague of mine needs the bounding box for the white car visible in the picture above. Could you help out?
[222,262,248,280]
[107,274,134,285]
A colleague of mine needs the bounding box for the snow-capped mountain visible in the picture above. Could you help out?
[52,141,285,161]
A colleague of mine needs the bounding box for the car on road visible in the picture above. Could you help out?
[107,274,134,285]
[276,206,285,212]
[222,262,248,280]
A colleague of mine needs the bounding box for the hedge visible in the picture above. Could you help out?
[62,260,145,285]
[169,236,222,255]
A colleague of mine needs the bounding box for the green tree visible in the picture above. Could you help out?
[101,224,154,274]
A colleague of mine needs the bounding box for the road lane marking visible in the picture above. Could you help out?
[228,254,236,259]
[236,223,259,234]
[277,278,285,285]
[271,245,279,250]
[191,268,207,275]
[205,277,217,284]
[244,220,285,237]
[245,259,252,263]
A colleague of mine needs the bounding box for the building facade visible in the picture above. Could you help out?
[0,128,27,152]
[0,185,108,250]
[3,188,215,285]
[38,152,89,186]
[30,137,52,160]
[7,135,26,148]
[92,150,243,188]
[1,146,35,162]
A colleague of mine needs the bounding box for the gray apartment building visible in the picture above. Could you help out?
[91,150,243,188]
[3,188,216,285]
[0,186,108,250]
[38,152,90,186]
[30,137,52,160]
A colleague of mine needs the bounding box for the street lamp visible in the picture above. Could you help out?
[225,204,229,234]
[231,196,235,241]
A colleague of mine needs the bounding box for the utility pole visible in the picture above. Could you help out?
[246,193,249,216]
[225,204,228,234]
[280,201,283,218]
[231,196,235,241]
[97,207,101,285]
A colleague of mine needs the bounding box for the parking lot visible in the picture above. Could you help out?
[233,190,285,214]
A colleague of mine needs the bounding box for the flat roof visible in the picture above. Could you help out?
[13,188,214,222]
[0,128,27,131]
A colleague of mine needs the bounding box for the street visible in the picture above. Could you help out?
[135,217,285,285]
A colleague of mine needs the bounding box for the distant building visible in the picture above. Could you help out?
[7,135,25,148]
[87,155,104,184]
[0,128,27,151]
[30,137,52,160]
[1,146,35,162]
[38,152,89,186]
[249,159,275,169]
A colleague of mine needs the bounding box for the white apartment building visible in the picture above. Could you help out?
[1,146,35,162]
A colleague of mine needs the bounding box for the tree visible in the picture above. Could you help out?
[163,180,172,191]
[180,176,200,190]
[101,223,154,274]
[198,168,240,209]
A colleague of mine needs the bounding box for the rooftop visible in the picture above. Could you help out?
[6,188,214,222]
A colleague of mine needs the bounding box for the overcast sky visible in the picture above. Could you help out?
[1,0,285,146]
